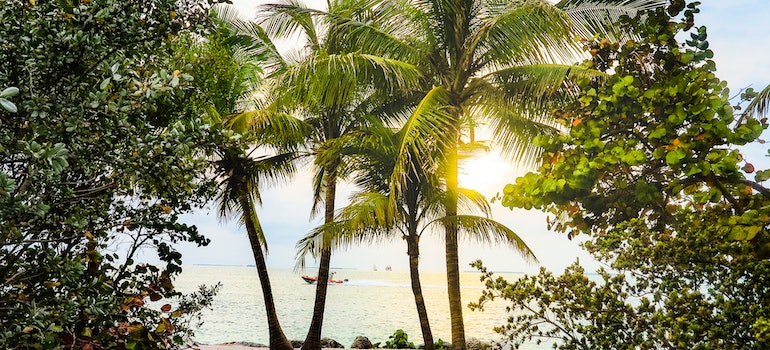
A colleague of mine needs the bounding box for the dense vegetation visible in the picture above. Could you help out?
[0,0,228,348]
[473,3,770,349]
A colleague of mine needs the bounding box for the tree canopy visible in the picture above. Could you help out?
[474,3,770,349]
[0,0,230,348]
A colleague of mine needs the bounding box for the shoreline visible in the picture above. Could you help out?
[188,345,345,350]
[185,337,502,350]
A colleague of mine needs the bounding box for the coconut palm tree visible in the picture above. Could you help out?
[223,2,422,348]
[296,124,537,350]
[200,7,307,349]
[212,147,296,350]
[309,1,669,348]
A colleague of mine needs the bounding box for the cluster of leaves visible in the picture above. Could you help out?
[0,86,19,113]
[382,329,416,349]
[477,2,770,349]
[505,2,767,246]
[0,0,230,348]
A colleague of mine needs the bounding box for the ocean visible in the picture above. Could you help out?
[173,266,546,348]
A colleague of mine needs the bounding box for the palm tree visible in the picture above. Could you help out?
[296,124,537,350]
[226,2,422,348]
[200,6,308,349]
[212,147,296,350]
[313,1,668,348]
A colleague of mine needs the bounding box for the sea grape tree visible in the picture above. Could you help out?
[474,2,770,349]
[0,0,229,348]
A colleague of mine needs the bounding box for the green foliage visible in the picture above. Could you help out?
[0,86,19,113]
[502,2,769,251]
[488,2,770,349]
[0,0,228,348]
[383,329,416,349]
[433,339,447,350]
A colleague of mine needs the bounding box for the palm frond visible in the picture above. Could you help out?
[343,192,394,222]
[211,3,285,73]
[294,221,388,270]
[457,188,492,218]
[463,78,560,165]
[326,0,425,62]
[248,152,298,188]
[484,108,560,167]
[472,1,578,68]
[440,215,538,263]
[746,84,770,118]
[226,109,308,150]
[258,0,322,49]
[345,124,400,193]
[486,63,608,103]
[310,166,326,219]
[294,192,395,270]
[294,228,321,271]
[272,52,422,111]
[391,86,454,201]
[213,150,296,251]
[557,0,668,41]
[458,140,491,159]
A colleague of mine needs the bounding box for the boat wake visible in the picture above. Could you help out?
[342,279,410,287]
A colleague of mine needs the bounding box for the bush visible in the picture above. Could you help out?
[0,0,228,348]
[383,329,416,349]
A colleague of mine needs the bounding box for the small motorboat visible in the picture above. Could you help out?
[301,272,348,284]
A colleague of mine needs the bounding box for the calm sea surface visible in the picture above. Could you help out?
[174,266,547,348]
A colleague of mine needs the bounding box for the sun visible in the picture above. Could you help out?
[458,152,513,195]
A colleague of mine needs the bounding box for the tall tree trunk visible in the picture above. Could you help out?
[238,183,293,350]
[302,168,338,350]
[406,234,434,350]
[303,249,331,349]
[445,113,465,349]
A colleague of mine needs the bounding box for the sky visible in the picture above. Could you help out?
[165,1,770,274]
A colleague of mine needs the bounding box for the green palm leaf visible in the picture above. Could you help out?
[746,84,770,118]
[557,0,668,41]
[227,110,308,150]
[472,1,578,68]
[258,0,321,49]
[457,187,492,218]
[212,4,286,73]
[391,86,454,200]
[487,63,608,102]
[214,151,295,248]
[295,191,396,269]
[439,215,538,263]
[273,52,422,111]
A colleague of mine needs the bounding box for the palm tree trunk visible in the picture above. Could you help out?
[238,185,293,350]
[445,119,466,350]
[302,168,338,349]
[303,249,331,349]
[406,234,434,350]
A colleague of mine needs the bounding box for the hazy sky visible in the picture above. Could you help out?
[167,1,770,274]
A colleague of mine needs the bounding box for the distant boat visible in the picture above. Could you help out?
[301,272,348,284]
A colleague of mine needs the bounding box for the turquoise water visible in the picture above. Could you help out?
[173,266,543,348]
